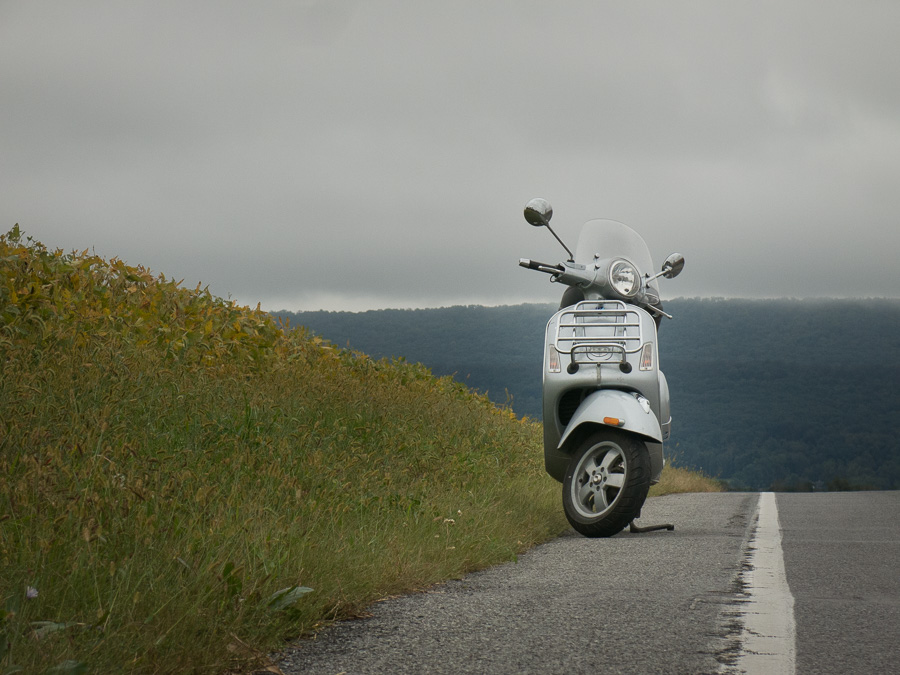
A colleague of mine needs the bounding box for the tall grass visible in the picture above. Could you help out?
[1,227,719,673]
[0,227,567,673]
[650,463,724,497]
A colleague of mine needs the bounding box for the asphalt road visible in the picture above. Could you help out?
[777,491,900,674]
[275,491,900,674]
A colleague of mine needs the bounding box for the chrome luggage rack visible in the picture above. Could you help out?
[555,300,643,365]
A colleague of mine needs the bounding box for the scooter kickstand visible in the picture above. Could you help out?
[628,521,675,533]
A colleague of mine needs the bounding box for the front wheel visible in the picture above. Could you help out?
[562,430,651,537]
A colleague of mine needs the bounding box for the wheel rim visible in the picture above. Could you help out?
[568,441,627,519]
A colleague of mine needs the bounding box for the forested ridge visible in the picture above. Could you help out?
[275,299,900,491]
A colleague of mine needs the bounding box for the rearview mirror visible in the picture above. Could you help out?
[661,253,685,279]
[524,198,553,227]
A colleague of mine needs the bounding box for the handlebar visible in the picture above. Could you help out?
[519,257,673,319]
[519,258,564,274]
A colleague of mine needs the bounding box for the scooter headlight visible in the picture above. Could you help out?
[608,259,640,298]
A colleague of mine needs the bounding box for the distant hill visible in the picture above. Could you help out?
[275,299,900,491]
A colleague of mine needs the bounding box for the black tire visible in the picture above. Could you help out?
[562,429,651,537]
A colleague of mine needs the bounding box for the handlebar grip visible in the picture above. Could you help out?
[519,258,563,273]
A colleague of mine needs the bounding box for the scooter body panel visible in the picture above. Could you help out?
[658,370,671,441]
[541,303,667,484]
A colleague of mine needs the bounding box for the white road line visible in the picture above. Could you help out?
[735,491,797,674]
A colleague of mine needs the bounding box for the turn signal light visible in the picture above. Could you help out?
[603,417,625,427]
[639,343,653,371]
[548,345,561,373]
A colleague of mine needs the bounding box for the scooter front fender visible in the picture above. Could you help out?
[555,389,664,483]
[558,389,663,449]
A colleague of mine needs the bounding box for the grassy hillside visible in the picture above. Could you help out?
[0,227,718,673]
[0,227,568,673]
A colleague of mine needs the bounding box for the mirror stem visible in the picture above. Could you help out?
[644,304,673,320]
[545,224,574,261]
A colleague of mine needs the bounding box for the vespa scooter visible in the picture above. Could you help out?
[519,198,684,537]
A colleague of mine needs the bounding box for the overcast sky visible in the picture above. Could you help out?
[2,1,899,311]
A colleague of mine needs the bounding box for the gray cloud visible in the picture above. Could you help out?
[2,1,899,311]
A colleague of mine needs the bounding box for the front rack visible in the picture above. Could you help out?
[555,300,643,365]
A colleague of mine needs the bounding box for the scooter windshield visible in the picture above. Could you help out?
[574,219,660,296]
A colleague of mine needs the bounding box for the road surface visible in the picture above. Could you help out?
[276,491,900,674]
[777,491,900,674]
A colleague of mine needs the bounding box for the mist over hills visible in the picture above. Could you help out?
[275,299,900,491]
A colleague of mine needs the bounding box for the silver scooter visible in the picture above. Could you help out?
[519,198,685,537]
